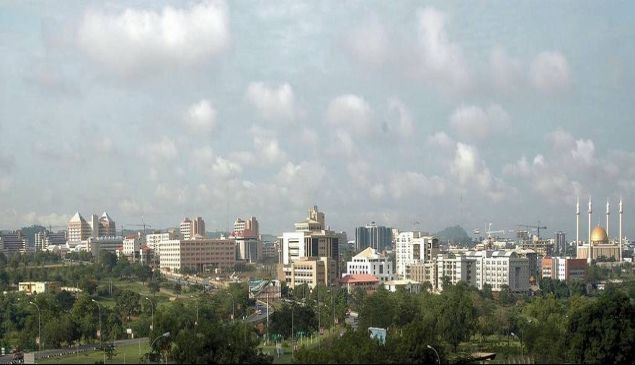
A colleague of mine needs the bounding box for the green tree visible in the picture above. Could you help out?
[565,288,634,364]
[437,282,476,351]
[115,290,141,322]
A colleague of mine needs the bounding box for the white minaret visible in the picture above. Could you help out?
[588,196,593,264]
[576,197,580,246]
[606,199,610,239]
[619,197,623,262]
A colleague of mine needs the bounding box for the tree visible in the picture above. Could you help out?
[565,288,634,364]
[115,290,141,322]
[148,280,160,294]
[498,285,515,305]
[437,282,476,351]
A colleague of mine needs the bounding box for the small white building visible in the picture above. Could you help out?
[345,247,395,282]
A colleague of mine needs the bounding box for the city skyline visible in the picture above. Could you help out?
[2,1,635,239]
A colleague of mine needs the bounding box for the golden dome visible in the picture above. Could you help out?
[591,225,608,244]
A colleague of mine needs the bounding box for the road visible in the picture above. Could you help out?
[0,338,147,364]
[244,300,275,323]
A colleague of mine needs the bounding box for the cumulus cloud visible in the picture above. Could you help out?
[78,1,230,76]
[142,136,178,162]
[451,142,508,201]
[185,99,217,134]
[449,104,510,141]
[326,94,373,134]
[489,46,523,94]
[212,156,242,178]
[427,131,455,150]
[387,98,415,138]
[416,7,470,92]
[389,172,446,199]
[246,82,297,122]
[530,51,570,94]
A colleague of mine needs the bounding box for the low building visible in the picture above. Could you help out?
[19,282,60,295]
[340,274,380,294]
[383,279,421,293]
[88,236,124,256]
[542,256,587,281]
[345,247,395,282]
[159,238,236,273]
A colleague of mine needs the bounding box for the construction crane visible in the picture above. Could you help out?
[122,223,152,236]
[517,224,547,239]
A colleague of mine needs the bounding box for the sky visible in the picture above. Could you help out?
[1,1,635,241]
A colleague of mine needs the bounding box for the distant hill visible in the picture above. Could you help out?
[436,225,472,245]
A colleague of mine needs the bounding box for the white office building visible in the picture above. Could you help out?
[345,247,395,282]
[395,231,439,278]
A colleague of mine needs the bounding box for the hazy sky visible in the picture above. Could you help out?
[1,1,635,240]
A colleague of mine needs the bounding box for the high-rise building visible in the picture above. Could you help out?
[68,212,92,242]
[231,217,262,263]
[180,217,206,240]
[355,222,393,252]
[282,206,339,265]
[395,231,439,278]
[555,231,566,256]
[193,217,206,237]
[98,212,117,237]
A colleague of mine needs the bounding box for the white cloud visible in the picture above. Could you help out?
[185,99,217,134]
[571,139,595,165]
[427,131,455,150]
[326,94,373,134]
[389,172,446,199]
[416,7,470,92]
[346,16,389,67]
[388,98,415,138]
[21,212,70,227]
[530,51,570,94]
[254,136,286,164]
[78,1,230,76]
[212,156,242,178]
[246,82,297,122]
[489,46,523,93]
[451,143,508,201]
[449,104,510,141]
[143,136,178,162]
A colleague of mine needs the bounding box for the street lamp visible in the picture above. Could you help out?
[427,345,440,364]
[145,297,154,332]
[91,300,102,348]
[28,301,42,351]
[150,332,171,365]
[227,292,235,322]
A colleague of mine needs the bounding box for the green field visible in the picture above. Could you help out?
[38,342,150,364]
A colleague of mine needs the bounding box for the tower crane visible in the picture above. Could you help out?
[516,224,547,239]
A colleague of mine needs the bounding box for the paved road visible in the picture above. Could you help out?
[0,338,147,364]
[245,300,275,323]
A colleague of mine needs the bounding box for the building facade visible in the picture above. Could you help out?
[542,256,587,281]
[278,257,336,289]
[345,247,394,282]
[159,238,236,272]
[395,231,439,278]
[354,222,393,252]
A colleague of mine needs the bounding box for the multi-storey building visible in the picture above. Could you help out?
[355,222,393,252]
[555,231,567,256]
[468,250,530,292]
[395,231,439,278]
[180,217,206,240]
[345,247,394,282]
[88,236,124,256]
[281,206,339,265]
[159,238,236,273]
[98,212,117,237]
[231,217,262,262]
[145,232,175,253]
[122,234,143,260]
[542,256,587,281]
[68,212,92,242]
[0,231,27,256]
[278,257,336,289]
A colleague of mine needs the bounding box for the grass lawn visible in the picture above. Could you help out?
[38,341,150,364]
[260,326,342,364]
[94,279,175,308]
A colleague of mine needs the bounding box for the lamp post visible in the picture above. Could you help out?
[91,300,102,348]
[227,292,235,322]
[150,332,171,365]
[145,297,154,332]
[512,331,523,359]
[427,345,440,365]
[28,301,41,351]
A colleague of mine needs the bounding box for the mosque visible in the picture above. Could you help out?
[576,197,623,263]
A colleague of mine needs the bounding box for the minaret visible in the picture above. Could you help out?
[576,197,580,246]
[606,199,610,239]
[588,196,592,264]
[619,197,623,262]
